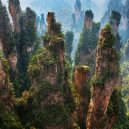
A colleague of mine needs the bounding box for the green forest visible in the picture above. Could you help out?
[0,0,129,129]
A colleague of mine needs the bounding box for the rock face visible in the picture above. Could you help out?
[0,57,14,110]
[0,1,18,110]
[30,12,66,89]
[8,0,37,91]
[101,0,123,27]
[64,31,74,61]
[36,13,46,36]
[71,0,84,32]
[75,10,100,73]
[86,25,120,129]
[0,56,23,128]
[0,1,14,104]
[74,66,90,94]
[0,1,14,57]
[9,0,22,33]
[46,12,61,36]
[74,65,91,129]
[109,11,122,52]
[28,12,74,129]
[44,12,65,73]
[101,0,129,42]
[0,0,18,82]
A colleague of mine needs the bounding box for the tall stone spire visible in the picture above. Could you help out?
[87,25,120,129]
[74,0,81,11]
[9,0,22,33]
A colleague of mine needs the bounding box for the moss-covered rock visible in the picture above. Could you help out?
[98,24,115,48]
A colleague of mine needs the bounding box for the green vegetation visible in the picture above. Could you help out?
[107,89,129,129]
[76,65,90,73]
[0,1,129,128]
[65,31,74,61]
[32,82,70,128]
[28,48,58,81]
[0,101,23,129]
[98,24,115,48]
[75,18,100,71]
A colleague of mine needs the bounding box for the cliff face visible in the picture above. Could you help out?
[0,1,15,106]
[0,57,23,129]
[86,25,120,129]
[9,0,22,33]
[101,0,129,42]
[101,0,123,27]
[109,11,121,52]
[44,12,65,73]
[71,0,84,32]
[27,12,74,129]
[74,65,91,129]
[75,10,100,73]
[0,57,14,111]
[36,13,46,36]
[74,66,90,94]
[0,2,14,57]
[8,0,37,92]
[0,0,18,84]
[64,31,74,61]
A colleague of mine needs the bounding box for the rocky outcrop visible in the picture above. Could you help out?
[75,10,100,73]
[86,25,120,129]
[44,12,65,73]
[8,0,37,91]
[109,11,122,52]
[74,65,91,129]
[28,12,74,129]
[71,0,84,32]
[0,56,23,128]
[101,0,129,42]
[9,0,22,33]
[0,0,18,82]
[101,0,123,27]
[28,49,59,86]
[29,12,66,89]
[74,65,90,95]
[45,12,61,36]
[36,13,46,36]
[0,1,14,57]
[64,31,74,61]
[0,57,14,110]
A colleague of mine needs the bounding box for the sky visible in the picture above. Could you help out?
[1,0,106,9]
[1,0,107,11]
[1,0,107,22]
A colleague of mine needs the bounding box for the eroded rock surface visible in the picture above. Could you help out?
[87,25,120,129]
[74,65,91,129]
